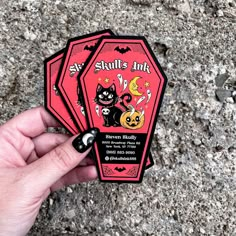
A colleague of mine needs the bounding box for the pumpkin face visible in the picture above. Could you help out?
[120,105,145,130]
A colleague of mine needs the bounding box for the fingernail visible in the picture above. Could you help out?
[72,128,99,153]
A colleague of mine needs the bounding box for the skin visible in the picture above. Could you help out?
[0,106,98,236]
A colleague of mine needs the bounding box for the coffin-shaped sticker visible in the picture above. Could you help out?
[44,49,78,135]
[78,36,167,182]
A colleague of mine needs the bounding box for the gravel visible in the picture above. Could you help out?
[0,0,235,235]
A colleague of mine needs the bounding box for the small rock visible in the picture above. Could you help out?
[193,138,201,146]
[177,0,192,14]
[232,91,236,102]
[154,42,169,56]
[188,227,194,233]
[9,57,15,63]
[216,10,224,17]
[207,153,213,158]
[215,89,232,102]
[103,217,113,227]
[49,198,54,206]
[142,223,154,234]
[57,3,66,11]
[156,6,163,11]
[215,73,229,87]
[168,80,175,87]
[200,227,206,234]
[215,145,224,152]
[67,187,73,193]
[66,209,76,219]
[69,222,77,232]
[0,65,5,77]
[24,30,37,41]
[228,0,235,7]
[226,97,234,104]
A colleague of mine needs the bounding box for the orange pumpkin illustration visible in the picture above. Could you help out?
[120,105,145,130]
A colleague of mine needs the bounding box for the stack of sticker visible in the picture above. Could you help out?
[45,29,167,183]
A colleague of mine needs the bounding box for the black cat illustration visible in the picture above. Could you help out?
[77,85,84,106]
[95,83,131,127]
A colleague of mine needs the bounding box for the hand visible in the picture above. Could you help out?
[0,106,98,236]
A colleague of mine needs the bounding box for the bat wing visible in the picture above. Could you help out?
[122,47,131,54]
[114,46,131,54]
[115,167,126,172]
[115,46,120,52]
[84,45,94,51]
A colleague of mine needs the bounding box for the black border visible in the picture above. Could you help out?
[77,35,167,183]
[55,29,114,133]
[146,152,154,169]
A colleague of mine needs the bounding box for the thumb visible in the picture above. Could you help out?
[26,128,99,192]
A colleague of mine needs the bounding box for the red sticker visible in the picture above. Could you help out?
[56,30,114,132]
[45,32,153,171]
[44,50,79,135]
[79,36,167,182]
[54,30,154,170]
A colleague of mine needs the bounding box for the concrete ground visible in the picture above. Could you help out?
[0,0,235,235]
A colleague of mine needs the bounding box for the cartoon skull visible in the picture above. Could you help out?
[102,108,110,115]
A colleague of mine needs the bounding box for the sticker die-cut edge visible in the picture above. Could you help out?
[44,49,78,135]
[78,36,167,183]
[44,32,154,173]
[55,29,115,133]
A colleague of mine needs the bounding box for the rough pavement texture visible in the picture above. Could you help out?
[0,0,236,235]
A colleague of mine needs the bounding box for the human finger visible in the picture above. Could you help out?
[3,106,60,139]
[0,107,61,159]
[27,133,95,166]
[25,128,99,193]
[50,165,98,192]
[32,133,70,157]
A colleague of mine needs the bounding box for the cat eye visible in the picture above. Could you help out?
[99,94,104,99]
[108,94,113,99]
[103,91,109,96]
[135,116,140,121]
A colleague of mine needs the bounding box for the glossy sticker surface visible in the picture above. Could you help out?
[56,30,114,132]
[54,31,154,170]
[79,36,167,182]
[45,50,78,135]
